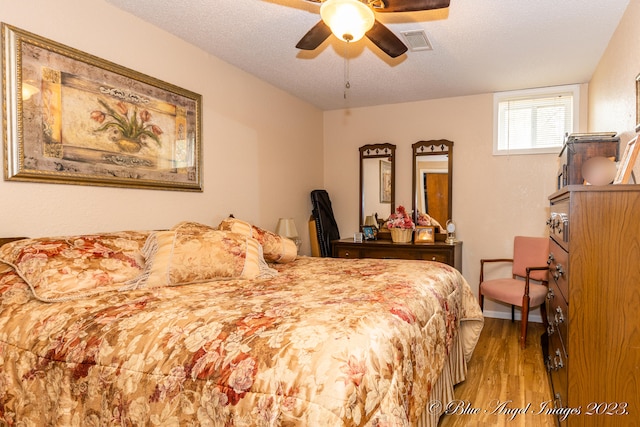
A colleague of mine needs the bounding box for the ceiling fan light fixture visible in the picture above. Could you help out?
[320,0,375,43]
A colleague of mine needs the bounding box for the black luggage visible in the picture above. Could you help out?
[310,190,340,257]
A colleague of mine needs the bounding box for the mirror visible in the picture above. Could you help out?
[360,143,395,227]
[412,139,453,230]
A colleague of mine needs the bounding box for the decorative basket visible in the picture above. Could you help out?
[390,228,413,243]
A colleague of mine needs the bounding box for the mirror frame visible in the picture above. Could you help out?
[359,143,396,227]
[411,139,453,226]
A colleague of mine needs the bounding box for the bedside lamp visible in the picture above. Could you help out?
[364,215,377,228]
[275,218,302,251]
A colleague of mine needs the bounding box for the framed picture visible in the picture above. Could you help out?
[636,73,640,126]
[2,23,202,191]
[613,136,639,184]
[362,226,376,240]
[415,226,435,243]
[379,160,392,203]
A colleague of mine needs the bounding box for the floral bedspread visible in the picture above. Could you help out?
[0,256,483,426]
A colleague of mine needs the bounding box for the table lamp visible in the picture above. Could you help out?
[364,215,377,228]
[275,218,302,250]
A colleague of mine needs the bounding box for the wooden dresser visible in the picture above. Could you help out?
[332,238,462,271]
[544,185,640,426]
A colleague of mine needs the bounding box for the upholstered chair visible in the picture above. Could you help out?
[479,236,550,348]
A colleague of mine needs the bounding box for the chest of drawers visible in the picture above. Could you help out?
[331,238,462,271]
[544,185,640,426]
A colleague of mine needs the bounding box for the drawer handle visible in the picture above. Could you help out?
[554,349,564,369]
[431,256,436,261]
[547,252,554,265]
[546,350,564,371]
[554,392,564,408]
[545,355,553,372]
[555,307,565,324]
[547,288,555,301]
[547,323,555,336]
[553,264,564,280]
[547,216,561,232]
[344,251,350,257]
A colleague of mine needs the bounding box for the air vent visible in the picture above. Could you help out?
[401,30,433,52]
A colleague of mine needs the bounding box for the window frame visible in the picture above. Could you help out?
[493,85,580,156]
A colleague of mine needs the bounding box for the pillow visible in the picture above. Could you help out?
[251,225,297,263]
[170,220,218,234]
[128,225,276,289]
[217,217,253,236]
[218,217,297,263]
[0,231,150,302]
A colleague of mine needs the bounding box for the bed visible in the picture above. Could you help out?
[0,219,483,426]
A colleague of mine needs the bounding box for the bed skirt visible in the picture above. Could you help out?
[416,319,472,427]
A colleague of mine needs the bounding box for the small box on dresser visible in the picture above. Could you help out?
[557,133,619,189]
[544,185,640,426]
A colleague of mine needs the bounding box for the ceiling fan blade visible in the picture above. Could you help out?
[296,20,332,50]
[366,20,408,58]
[374,0,450,13]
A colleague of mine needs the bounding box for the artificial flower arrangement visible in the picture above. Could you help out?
[386,205,415,229]
[416,211,443,231]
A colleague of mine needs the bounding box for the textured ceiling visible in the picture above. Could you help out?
[105,0,630,111]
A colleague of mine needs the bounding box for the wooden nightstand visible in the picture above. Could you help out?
[332,238,462,271]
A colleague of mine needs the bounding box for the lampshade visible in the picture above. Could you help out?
[275,218,302,250]
[320,0,375,43]
[364,215,377,227]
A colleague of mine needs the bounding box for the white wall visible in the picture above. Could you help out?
[589,0,640,163]
[324,89,588,319]
[0,0,324,255]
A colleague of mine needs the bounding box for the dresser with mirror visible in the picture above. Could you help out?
[412,139,453,229]
[358,143,396,227]
[332,140,462,271]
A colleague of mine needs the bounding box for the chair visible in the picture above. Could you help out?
[308,215,321,257]
[479,236,550,348]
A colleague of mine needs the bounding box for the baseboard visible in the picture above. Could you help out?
[482,309,543,324]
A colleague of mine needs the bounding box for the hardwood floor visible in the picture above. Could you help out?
[438,317,557,427]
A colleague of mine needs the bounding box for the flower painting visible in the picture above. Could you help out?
[90,100,163,153]
[3,23,202,191]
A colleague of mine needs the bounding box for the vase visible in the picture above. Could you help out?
[390,228,413,243]
[116,137,143,153]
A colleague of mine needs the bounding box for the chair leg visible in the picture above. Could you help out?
[520,295,530,349]
[511,305,515,322]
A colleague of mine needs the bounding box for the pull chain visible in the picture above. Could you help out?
[344,41,350,99]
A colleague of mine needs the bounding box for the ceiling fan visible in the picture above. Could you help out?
[296,0,451,58]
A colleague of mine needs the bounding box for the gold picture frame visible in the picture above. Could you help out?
[2,23,202,191]
[414,226,435,243]
[613,135,639,184]
[636,73,640,126]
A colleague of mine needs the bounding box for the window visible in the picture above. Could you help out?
[493,85,580,155]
